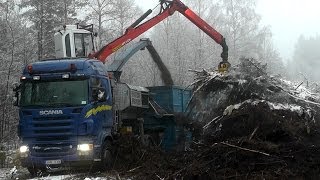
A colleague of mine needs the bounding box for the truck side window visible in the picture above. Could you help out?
[91,77,102,88]
[90,77,110,102]
[65,34,71,57]
[91,77,101,101]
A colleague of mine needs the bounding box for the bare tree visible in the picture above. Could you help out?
[85,0,116,49]
[112,0,142,35]
[290,35,320,83]
[0,0,29,167]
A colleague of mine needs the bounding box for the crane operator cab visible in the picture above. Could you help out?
[54,24,97,58]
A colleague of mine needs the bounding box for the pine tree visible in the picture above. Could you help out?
[20,0,81,59]
[291,35,320,83]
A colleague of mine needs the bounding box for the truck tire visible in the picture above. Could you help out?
[143,134,156,147]
[101,140,113,170]
[27,166,45,176]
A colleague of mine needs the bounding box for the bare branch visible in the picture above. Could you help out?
[221,142,271,156]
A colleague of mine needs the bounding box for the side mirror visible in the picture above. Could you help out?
[12,82,21,106]
[92,88,106,102]
[13,96,19,106]
[12,82,20,91]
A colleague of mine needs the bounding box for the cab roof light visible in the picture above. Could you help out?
[107,72,113,79]
[62,74,70,79]
[70,63,77,72]
[33,76,40,80]
[27,65,33,74]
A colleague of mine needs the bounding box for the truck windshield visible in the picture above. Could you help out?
[74,33,92,57]
[20,80,88,107]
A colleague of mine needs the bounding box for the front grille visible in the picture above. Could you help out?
[31,143,77,157]
[34,129,71,134]
[34,122,70,127]
[31,115,76,157]
[32,116,73,135]
[33,116,72,121]
[36,137,69,141]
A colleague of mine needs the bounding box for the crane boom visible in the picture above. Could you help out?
[107,38,173,85]
[89,5,173,62]
[89,0,229,70]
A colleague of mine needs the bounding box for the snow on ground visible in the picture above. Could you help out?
[223,99,311,118]
[279,78,320,103]
[0,168,124,180]
[28,174,74,180]
[0,167,74,179]
[0,168,11,179]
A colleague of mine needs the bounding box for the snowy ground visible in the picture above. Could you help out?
[0,167,126,180]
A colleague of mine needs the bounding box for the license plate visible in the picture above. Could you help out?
[45,159,62,165]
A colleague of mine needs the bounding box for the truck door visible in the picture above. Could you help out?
[90,77,113,131]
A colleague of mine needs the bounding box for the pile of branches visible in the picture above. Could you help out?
[115,58,320,179]
[181,58,320,179]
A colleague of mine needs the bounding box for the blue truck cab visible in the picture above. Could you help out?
[17,58,114,173]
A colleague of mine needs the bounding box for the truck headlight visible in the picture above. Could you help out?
[33,76,40,80]
[62,74,70,79]
[19,145,29,157]
[77,144,93,152]
[19,145,29,153]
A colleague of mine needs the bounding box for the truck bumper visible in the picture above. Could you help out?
[21,150,101,168]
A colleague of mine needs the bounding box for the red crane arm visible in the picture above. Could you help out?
[91,0,228,65]
[181,9,223,44]
[89,7,174,62]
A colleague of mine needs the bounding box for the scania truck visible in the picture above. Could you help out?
[14,0,229,174]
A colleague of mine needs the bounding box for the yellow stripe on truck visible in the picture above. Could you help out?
[85,105,112,118]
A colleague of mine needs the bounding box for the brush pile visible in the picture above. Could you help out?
[119,58,320,179]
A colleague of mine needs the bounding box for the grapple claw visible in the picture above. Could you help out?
[218,61,230,73]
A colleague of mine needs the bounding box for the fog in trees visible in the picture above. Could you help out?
[288,35,320,89]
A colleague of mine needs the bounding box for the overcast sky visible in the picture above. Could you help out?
[134,0,320,62]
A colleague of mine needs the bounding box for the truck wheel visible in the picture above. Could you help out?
[144,135,155,147]
[101,140,113,170]
[27,167,45,176]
